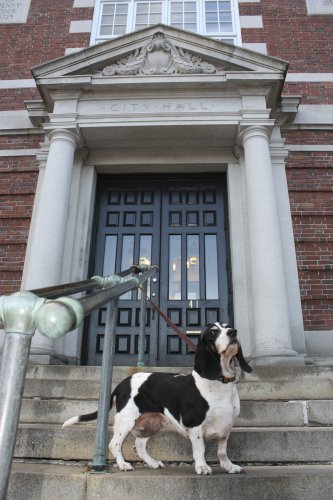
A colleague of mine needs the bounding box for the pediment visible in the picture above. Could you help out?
[32,24,288,80]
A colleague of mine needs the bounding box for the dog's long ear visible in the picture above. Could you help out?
[194,337,222,380]
[236,344,252,373]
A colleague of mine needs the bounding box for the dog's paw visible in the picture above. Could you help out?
[195,464,212,475]
[118,461,134,471]
[148,460,166,469]
[222,462,244,474]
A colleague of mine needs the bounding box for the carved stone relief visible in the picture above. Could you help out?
[99,32,225,76]
[0,0,31,24]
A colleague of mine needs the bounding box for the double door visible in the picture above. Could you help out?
[86,175,231,366]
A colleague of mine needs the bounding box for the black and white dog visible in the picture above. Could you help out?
[63,323,252,475]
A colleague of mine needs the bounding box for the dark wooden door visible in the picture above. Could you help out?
[158,177,231,366]
[86,175,231,366]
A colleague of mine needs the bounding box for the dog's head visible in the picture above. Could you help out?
[194,322,252,381]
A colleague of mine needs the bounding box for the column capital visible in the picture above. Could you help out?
[238,124,274,145]
[46,127,81,148]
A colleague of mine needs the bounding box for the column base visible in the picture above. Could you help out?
[251,354,305,367]
[28,354,67,365]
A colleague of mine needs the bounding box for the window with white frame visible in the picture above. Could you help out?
[90,0,241,45]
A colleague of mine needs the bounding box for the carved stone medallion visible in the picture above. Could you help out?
[101,32,220,76]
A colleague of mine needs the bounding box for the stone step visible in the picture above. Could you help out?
[7,462,333,500]
[14,425,333,463]
[23,376,333,401]
[23,365,333,401]
[19,398,333,427]
[25,364,333,382]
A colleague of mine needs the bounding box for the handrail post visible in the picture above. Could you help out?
[91,299,119,472]
[137,280,148,367]
[0,292,45,500]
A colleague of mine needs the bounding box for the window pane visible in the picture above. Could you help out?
[139,235,152,298]
[101,15,115,24]
[206,22,219,32]
[151,2,162,13]
[185,12,196,22]
[150,13,162,22]
[187,235,200,300]
[205,2,216,11]
[136,14,148,23]
[172,2,183,12]
[220,1,231,9]
[186,23,197,31]
[139,235,152,267]
[100,25,114,35]
[116,14,127,23]
[113,24,127,34]
[103,235,117,276]
[137,3,147,13]
[121,235,134,299]
[103,4,115,14]
[206,12,217,22]
[185,2,196,11]
[220,12,232,22]
[171,12,183,22]
[220,22,232,32]
[205,235,219,299]
[117,3,128,13]
[169,235,182,300]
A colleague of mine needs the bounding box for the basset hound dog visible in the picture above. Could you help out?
[63,322,252,475]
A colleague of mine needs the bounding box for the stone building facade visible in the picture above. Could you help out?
[0,0,332,366]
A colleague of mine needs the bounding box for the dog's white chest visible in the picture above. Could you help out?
[193,373,240,439]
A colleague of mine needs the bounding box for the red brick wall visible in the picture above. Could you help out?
[239,0,333,72]
[285,149,333,330]
[0,156,38,294]
[0,0,92,79]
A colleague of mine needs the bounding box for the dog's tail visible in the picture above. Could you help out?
[62,390,116,429]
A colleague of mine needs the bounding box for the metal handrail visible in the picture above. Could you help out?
[0,264,159,498]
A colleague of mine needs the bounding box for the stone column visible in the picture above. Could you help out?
[23,128,79,361]
[240,125,301,365]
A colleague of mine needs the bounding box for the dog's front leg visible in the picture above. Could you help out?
[217,434,244,474]
[188,426,212,475]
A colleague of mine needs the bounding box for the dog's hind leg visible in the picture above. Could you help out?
[109,412,137,471]
[134,437,166,469]
[132,412,166,469]
[217,433,244,474]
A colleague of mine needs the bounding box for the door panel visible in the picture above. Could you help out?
[158,178,230,366]
[87,179,161,366]
[86,175,231,366]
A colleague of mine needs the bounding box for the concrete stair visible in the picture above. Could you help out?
[7,365,333,499]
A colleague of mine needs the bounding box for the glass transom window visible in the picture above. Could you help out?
[91,0,241,45]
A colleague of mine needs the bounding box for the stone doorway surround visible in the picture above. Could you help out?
[22,24,305,366]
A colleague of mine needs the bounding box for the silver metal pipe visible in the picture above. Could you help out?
[137,280,148,367]
[79,277,139,316]
[29,264,153,299]
[92,299,119,471]
[0,266,159,494]
[0,333,33,499]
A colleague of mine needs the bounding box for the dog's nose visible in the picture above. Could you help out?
[227,328,237,337]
